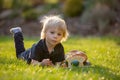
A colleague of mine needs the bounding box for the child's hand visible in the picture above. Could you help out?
[41,59,53,66]
[61,63,67,67]
[60,60,68,68]
[55,61,68,68]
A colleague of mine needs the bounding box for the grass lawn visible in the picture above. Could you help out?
[0,35,120,80]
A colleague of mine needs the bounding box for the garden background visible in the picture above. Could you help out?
[0,0,120,36]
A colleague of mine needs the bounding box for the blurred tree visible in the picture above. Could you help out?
[63,0,83,17]
[44,0,58,4]
[12,0,20,9]
[84,0,120,11]
[31,0,45,6]
[0,0,3,12]
[3,0,12,9]
[22,9,39,21]
[80,0,117,35]
[12,0,32,10]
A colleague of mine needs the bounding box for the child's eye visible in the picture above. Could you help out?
[57,33,62,36]
[50,32,54,34]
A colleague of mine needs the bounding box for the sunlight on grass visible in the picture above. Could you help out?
[0,36,120,80]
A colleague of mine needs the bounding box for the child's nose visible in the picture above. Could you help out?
[54,34,58,38]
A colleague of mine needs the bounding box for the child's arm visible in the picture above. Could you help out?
[31,59,54,67]
[31,59,41,66]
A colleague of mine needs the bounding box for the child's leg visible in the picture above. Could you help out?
[10,27,25,58]
[14,32,25,58]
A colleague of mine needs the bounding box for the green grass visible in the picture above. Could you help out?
[0,36,120,80]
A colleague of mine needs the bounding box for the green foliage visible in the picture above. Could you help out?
[44,3,59,12]
[11,0,32,10]
[44,0,59,4]
[0,36,120,80]
[11,0,20,9]
[22,9,39,21]
[2,0,12,9]
[7,11,19,19]
[0,0,4,12]
[63,0,83,17]
[2,0,32,10]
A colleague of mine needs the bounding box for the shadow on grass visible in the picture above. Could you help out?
[98,36,120,46]
[109,37,120,46]
[67,65,120,80]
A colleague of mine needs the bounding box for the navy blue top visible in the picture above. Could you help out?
[30,39,65,64]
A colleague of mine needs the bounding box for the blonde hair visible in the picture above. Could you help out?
[40,15,69,42]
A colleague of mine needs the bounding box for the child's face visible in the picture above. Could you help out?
[45,27,64,47]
